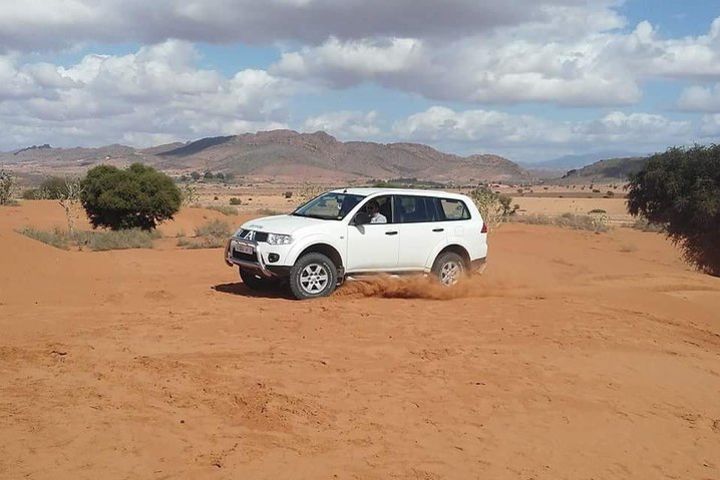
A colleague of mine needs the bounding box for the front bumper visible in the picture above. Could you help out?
[225,237,293,278]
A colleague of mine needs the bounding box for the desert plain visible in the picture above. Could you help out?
[1,193,719,479]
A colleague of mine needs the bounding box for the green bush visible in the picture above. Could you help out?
[81,163,181,230]
[22,189,41,200]
[0,169,16,205]
[229,197,242,205]
[628,145,720,275]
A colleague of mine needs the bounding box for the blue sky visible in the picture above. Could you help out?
[1,0,719,162]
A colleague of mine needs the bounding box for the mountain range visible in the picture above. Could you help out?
[1,130,529,184]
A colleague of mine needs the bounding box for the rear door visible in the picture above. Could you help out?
[393,195,446,269]
[345,195,399,272]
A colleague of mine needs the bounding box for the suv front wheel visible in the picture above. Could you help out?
[289,253,338,300]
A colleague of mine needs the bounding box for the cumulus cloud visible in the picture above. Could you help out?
[273,15,720,106]
[0,0,611,51]
[0,40,295,149]
[678,83,720,112]
[392,106,694,159]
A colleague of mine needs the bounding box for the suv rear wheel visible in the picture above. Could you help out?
[289,253,337,300]
[239,268,276,290]
[432,251,465,287]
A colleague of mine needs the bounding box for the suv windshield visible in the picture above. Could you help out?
[293,192,365,220]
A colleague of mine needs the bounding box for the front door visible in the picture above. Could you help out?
[345,195,399,272]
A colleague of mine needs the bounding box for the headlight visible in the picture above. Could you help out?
[266,233,293,245]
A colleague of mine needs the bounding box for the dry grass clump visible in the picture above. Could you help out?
[19,227,159,251]
[630,216,664,233]
[512,212,610,233]
[177,219,231,249]
[206,205,238,216]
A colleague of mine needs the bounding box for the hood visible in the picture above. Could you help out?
[238,214,328,235]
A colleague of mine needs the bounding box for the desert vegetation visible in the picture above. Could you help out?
[0,168,17,205]
[627,145,720,276]
[20,226,159,251]
[511,212,610,233]
[469,186,517,226]
[177,219,231,249]
[81,164,182,230]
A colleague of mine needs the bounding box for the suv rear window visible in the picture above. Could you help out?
[439,198,471,220]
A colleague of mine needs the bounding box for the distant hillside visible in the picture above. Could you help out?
[561,156,649,182]
[524,150,645,172]
[1,129,529,183]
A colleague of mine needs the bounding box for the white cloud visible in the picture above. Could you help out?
[0,40,295,149]
[272,16,720,106]
[0,0,610,51]
[678,84,720,112]
[392,106,695,160]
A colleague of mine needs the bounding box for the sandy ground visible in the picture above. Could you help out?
[1,201,720,480]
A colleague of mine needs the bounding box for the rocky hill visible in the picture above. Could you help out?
[561,156,649,182]
[2,130,530,183]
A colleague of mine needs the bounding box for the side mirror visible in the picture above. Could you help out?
[354,211,370,225]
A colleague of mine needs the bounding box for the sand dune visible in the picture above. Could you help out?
[1,201,719,479]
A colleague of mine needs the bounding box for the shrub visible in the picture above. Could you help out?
[229,197,242,205]
[19,227,158,251]
[257,208,282,216]
[207,205,238,216]
[0,169,16,205]
[605,190,615,197]
[177,219,231,249]
[513,213,609,233]
[22,188,41,200]
[627,145,720,275]
[469,186,516,226]
[284,191,293,199]
[194,219,231,238]
[588,209,607,214]
[630,216,664,233]
[38,177,71,199]
[81,163,181,230]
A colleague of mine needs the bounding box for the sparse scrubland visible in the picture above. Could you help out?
[20,226,160,251]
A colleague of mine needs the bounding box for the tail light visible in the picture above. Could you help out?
[481,222,488,234]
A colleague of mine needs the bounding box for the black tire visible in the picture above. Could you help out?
[288,253,338,300]
[431,251,466,287]
[239,268,276,290]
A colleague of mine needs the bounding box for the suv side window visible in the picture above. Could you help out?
[393,195,438,223]
[438,198,471,220]
[359,195,393,223]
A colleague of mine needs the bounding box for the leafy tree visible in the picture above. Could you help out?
[627,145,720,276]
[81,163,181,230]
[190,171,201,181]
[203,170,214,180]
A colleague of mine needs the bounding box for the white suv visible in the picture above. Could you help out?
[225,188,488,299]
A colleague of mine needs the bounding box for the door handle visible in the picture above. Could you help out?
[432,228,444,232]
[385,231,398,236]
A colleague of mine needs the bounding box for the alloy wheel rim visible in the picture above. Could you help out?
[300,263,329,294]
[440,261,461,286]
